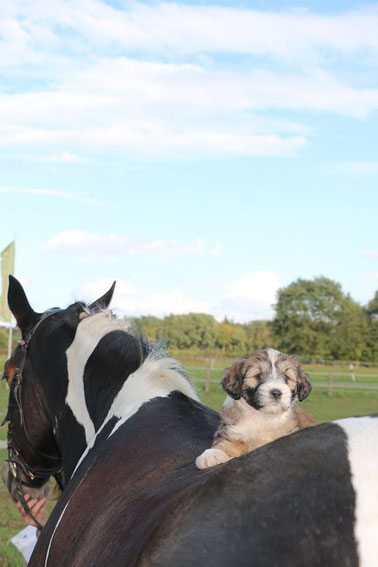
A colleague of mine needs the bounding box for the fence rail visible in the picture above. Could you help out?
[192,377,378,387]
[189,363,378,396]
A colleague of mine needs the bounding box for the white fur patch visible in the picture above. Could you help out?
[108,354,199,436]
[257,379,292,414]
[196,448,231,469]
[335,416,378,567]
[266,348,280,378]
[65,311,130,443]
[226,397,295,444]
[72,352,199,477]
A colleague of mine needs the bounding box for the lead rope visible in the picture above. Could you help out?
[15,474,45,532]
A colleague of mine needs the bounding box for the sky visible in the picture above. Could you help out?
[0,0,377,323]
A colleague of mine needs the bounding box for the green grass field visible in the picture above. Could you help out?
[0,355,377,565]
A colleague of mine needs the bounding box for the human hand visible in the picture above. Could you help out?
[16,494,48,529]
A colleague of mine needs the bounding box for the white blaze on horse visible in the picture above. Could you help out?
[2,275,378,567]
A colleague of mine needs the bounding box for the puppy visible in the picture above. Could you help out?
[196,348,314,469]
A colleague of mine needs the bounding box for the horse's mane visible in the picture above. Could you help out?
[76,307,199,403]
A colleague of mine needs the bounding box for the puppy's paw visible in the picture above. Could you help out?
[196,448,231,469]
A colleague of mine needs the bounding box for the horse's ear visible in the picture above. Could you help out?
[7,275,38,334]
[89,281,116,310]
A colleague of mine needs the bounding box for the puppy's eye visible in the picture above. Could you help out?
[256,374,263,380]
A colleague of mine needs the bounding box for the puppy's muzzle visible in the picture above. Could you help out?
[270,389,282,400]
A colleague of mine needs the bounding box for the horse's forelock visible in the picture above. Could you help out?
[78,307,130,330]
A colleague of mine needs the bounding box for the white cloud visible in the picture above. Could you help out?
[1,3,378,159]
[75,278,210,318]
[210,241,224,255]
[0,185,98,204]
[2,1,378,61]
[0,123,307,158]
[221,271,280,322]
[140,290,210,318]
[363,250,378,260]
[74,271,280,322]
[0,150,87,164]
[325,162,378,175]
[0,62,377,159]
[0,86,308,157]
[40,150,86,164]
[44,230,214,259]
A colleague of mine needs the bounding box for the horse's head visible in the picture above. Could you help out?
[1,339,55,505]
[1,275,115,507]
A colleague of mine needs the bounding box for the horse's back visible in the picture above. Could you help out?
[31,410,377,567]
[139,421,360,567]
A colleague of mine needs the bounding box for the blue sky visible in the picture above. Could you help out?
[0,0,377,322]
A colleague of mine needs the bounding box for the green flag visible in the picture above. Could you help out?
[0,241,15,323]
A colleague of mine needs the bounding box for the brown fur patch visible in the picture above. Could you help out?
[221,360,245,399]
[213,438,247,458]
[244,374,259,388]
[294,407,316,429]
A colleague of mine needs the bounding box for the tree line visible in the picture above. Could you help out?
[0,276,376,362]
[131,277,378,362]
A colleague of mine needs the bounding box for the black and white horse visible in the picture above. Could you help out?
[2,276,378,567]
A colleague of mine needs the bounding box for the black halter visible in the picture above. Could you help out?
[2,308,65,530]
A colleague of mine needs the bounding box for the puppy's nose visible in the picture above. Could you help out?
[270,389,282,399]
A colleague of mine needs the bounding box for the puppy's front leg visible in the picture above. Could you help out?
[196,447,231,469]
[196,439,247,469]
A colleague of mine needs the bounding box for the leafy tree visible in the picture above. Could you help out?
[366,291,378,362]
[0,326,19,352]
[128,282,375,361]
[0,327,8,349]
[162,313,218,350]
[367,291,378,316]
[243,320,273,352]
[131,315,163,342]
[217,321,248,354]
[272,276,370,359]
[328,297,369,360]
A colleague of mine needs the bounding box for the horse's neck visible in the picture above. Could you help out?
[61,355,199,479]
[54,313,199,479]
[57,410,90,479]
[57,317,144,477]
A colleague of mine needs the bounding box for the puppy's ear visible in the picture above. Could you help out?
[221,361,244,400]
[297,368,312,401]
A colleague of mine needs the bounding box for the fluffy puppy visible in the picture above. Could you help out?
[196,348,314,469]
